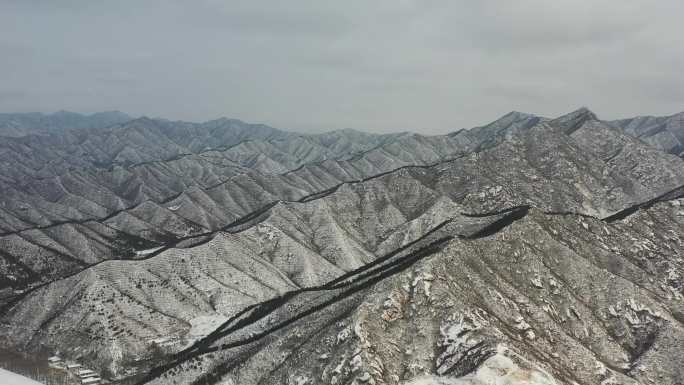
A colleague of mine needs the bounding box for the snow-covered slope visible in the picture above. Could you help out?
[1,108,683,385]
[0,368,43,385]
[610,111,684,157]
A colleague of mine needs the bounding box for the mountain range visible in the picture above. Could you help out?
[0,107,682,385]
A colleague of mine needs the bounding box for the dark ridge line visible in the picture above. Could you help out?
[127,199,284,260]
[460,205,530,218]
[8,169,239,233]
[185,188,668,343]
[602,183,684,222]
[603,147,624,162]
[0,153,469,290]
[0,172,263,237]
[136,208,531,384]
[12,174,677,381]
[99,136,262,171]
[297,155,467,203]
[0,220,154,291]
[0,202,284,313]
[123,220,455,380]
[542,210,600,220]
[196,238,451,384]
[149,130,338,174]
[4,168,678,315]
[2,131,467,238]
[201,139,462,195]
[2,161,678,307]
[297,185,341,203]
[0,132,416,230]
[441,341,496,376]
[136,155,472,259]
[0,215,162,267]
[182,217,461,351]
[323,218,458,289]
[447,128,467,137]
[2,180,674,315]
[238,305,354,385]
[137,236,454,385]
[280,133,412,176]
[465,206,529,239]
[1,130,400,228]
[8,131,455,220]
[0,199,168,237]
[0,202,287,311]
[144,206,533,383]
[560,115,595,135]
[340,140,396,163]
[220,201,280,232]
[0,150,466,238]
[0,116,139,178]
[0,148,292,233]
[1,125,272,183]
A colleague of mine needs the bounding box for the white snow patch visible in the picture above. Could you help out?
[0,368,43,385]
[183,315,228,347]
[135,246,163,256]
[531,275,543,288]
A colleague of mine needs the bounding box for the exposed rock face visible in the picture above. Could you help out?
[0,108,682,385]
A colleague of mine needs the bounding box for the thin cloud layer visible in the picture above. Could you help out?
[1,0,683,133]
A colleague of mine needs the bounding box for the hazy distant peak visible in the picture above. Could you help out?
[0,110,133,137]
[89,110,131,119]
[52,109,81,117]
[610,110,684,157]
[205,117,245,125]
[119,116,161,130]
[502,110,538,119]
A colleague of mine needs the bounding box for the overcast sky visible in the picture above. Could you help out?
[1,0,683,133]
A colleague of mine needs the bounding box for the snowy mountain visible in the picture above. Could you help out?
[610,111,684,157]
[0,108,682,385]
[0,111,132,137]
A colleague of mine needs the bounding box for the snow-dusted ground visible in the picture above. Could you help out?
[135,246,164,256]
[0,368,43,385]
[182,315,229,348]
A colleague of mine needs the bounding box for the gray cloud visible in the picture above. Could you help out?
[1,0,683,133]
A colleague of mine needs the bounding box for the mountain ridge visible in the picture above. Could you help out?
[0,107,683,385]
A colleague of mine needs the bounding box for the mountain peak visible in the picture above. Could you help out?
[570,106,598,119]
[1,105,683,385]
[504,110,536,118]
[89,110,131,119]
[550,107,598,134]
[131,116,156,123]
[52,110,82,118]
[125,116,160,128]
